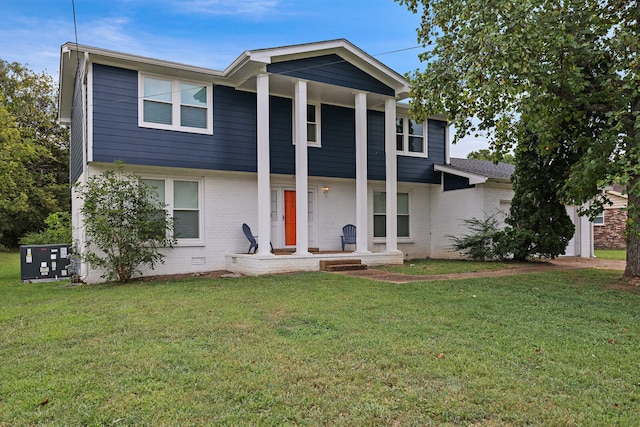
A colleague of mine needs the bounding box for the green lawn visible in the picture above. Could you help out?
[376,258,533,275]
[1,251,639,426]
[595,249,627,261]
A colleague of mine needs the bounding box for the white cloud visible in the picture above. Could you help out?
[178,0,281,16]
[81,17,139,49]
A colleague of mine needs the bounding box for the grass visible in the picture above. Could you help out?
[595,249,627,260]
[1,251,639,426]
[375,258,533,275]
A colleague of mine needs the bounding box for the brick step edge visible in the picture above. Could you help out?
[319,259,362,269]
[324,264,368,272]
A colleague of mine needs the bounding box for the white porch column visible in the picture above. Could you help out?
[385,98,399,253]
[256,73,273,256]
[355,92,370,253]
[294,80,310,255]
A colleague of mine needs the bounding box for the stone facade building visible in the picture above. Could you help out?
[593,187,628,250]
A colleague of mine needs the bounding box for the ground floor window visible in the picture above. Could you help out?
[593,211,605,225]
[373,191,410,238]
[141,177,202,241]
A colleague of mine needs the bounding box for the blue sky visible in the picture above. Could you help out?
[1,0,488,156]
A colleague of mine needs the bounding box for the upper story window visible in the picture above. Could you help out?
[139,74,212,135]
[396,117,426,157]
[307,104,320,146]
[293,103,321,147]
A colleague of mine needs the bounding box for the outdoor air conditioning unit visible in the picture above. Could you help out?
[20,244,73,283]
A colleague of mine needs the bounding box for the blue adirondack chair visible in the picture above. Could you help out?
[242,223,259,254]
[242,223,273,254]
[341,224,356,251]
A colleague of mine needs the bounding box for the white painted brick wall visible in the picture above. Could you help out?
[429,183,513,259]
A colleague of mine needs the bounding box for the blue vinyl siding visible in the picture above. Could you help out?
[443,173,474,191]
[367,110,386,181]
[270,102,357,178]
[267,54,395,97]
[70,62,85,182]
[92,64,258,172]
[90,64,447,184]
[269,96,294,175]
[368,114,446,184]
[396,120,446,184]
[309,105,356,178]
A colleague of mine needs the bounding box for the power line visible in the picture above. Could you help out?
[71,0,80,61]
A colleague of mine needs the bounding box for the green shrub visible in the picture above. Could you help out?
[448,212,503,261]
[75,164,176,283]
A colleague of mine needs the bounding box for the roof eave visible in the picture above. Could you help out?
[434,164,489,184]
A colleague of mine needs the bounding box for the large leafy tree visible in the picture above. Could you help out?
[498,129,576,260]
[467,149,515,164]
[397,0,640,277]
[0,60,70,247]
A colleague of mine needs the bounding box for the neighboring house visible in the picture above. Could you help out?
[593,186,628,249]
[58,39,592,283]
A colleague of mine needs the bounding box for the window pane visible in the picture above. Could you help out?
[307,123,317,142]
[181,105,207,128]
[409,136,423,153]
[144,77,172,102]
[397,215,410,237]
[174,210,199,238]
[141,179,165,204]
[408,119,423,137]
[144,100,172,125]
[396,135,404,151]
[398,193,409,214]
[373,191,386,213]
[594,212,604,224]
[181,83,207,106]
[307,104,316,123]
[374,214,386,237]
[271,190,278,222]
[174,181,198,209]
[396,118,404,134]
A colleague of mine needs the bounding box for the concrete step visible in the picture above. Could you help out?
[324,263,368,272]
[319,259,366,272]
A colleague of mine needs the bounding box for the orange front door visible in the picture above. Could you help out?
[284,190,296,246]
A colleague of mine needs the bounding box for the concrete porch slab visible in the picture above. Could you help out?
[225,251,403,276]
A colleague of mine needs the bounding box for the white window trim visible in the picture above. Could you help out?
[396,116,427,158]
[142,175,205,246]
[594,211,605,226]
[138,73,213,135]
[292,102,322,148]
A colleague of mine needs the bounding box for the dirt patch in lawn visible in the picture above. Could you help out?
[335,257,627,285]
[132,270,238,283]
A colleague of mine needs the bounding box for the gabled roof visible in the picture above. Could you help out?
[236,39,410,95]
[434,158,514,184]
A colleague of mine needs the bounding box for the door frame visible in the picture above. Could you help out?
[271,186,318,249]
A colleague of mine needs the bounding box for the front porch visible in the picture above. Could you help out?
[225,250,403,276]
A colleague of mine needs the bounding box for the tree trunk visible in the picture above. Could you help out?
[624,177,640,277]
